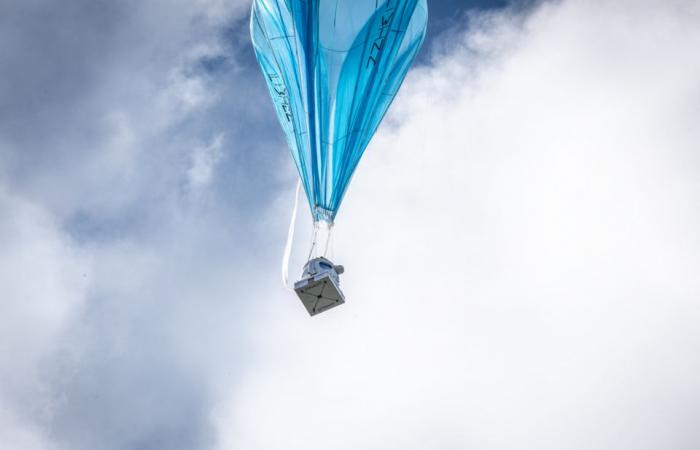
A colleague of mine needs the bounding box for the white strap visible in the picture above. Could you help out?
[282,180,302,291]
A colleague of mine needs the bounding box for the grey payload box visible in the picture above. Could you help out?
[294,257,345,316]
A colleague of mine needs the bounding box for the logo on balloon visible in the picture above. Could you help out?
[367,0,397,68]
[267,72,293,122]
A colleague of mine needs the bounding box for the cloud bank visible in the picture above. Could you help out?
[216,1,700,449]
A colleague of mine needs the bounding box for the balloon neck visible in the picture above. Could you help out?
[308,219,334,260]
[313,206,335,223]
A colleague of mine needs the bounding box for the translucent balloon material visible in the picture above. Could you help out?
[251,0,428,222]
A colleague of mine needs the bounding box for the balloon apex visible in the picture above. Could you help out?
[294,257,345,316]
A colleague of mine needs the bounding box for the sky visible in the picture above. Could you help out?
[1,1,699,449]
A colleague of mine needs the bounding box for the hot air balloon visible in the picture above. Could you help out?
[251,0,428,315]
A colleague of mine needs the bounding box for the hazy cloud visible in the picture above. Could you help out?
[188,135,225,191]
[0,189,90,450]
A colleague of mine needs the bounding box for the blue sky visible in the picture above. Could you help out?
[1,1,700,450]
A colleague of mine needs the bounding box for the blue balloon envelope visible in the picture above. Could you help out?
[251,0,428,223]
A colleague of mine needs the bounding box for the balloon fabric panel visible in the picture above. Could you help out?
[251,0,428,222]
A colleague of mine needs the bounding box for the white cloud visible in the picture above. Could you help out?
[188,134,225,190]
[0,406,49,450]
[215,1,700,449]
[157,67,216,128]
[0,188,91,450]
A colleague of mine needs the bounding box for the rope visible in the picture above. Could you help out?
[307,219,333,261]
[282,179,302,291]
